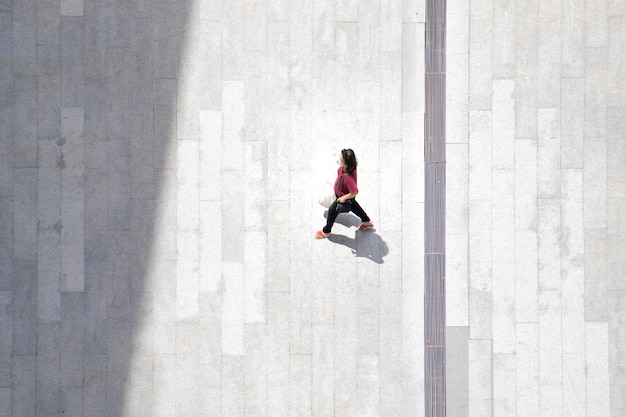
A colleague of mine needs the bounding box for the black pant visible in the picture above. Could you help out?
[323,197,370,233]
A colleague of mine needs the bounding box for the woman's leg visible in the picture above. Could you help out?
[349,199,370,222]
[323,199,340,233]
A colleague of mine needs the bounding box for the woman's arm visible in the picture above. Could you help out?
[337,192,358,203]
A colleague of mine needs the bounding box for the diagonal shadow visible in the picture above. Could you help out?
[322,212,390,264]
[327,230,389,264]
[3,0,194,415]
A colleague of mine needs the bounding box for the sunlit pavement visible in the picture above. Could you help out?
[1,1,624,416]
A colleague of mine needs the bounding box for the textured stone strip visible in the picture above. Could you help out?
[424,0,446,416]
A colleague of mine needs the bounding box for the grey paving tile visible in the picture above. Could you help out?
[381,56,403,141]
[106,319,131,411]
[0,387,9,416]
[244,324,268,415]
[446,144,468,235]
[83,170,107,263]
[0,291,11,362]
[403,0,424,22]
[334,292,356,414]
[469,291,492,340]
[537,108,561,199]
[290,261,312,355]
[380,323,402,416]
[268,23,290,110]
[335,0,357,21]
[469,199,491,292]
[586,0,607,47]
[108,230,132,320]
[608,17,626,106]
[586,322,610,416]
[129,21,155,109]
[585,228,608,322]
[607,200,626,290]
[516,323,539,417]
[380,0,402,52]
[244,141,268,231]
[515,230,538,323]
[492,80,515,169]
[335,22,358,110]
[130,110,155,200]
[268,0,289,21]
[562,0,584,77]
[538,199,561,292]
[61,0,84,16]
[447,0,468,55]
[36,323,60,417]
[585,47,608,138]
[152,354,176,417]
[469,111,492,201]
[538,290,562,387]
[83,261,108,355]
[267,293,290,416]
[175,323,200,416]
[60,292,84,387]
[356,355,379,416]
[36,0,60,46]
[199,110,222,202]
[12,355,36,417]
[83,79,108,168]
[244,232,266,324]
[290,354,312,417]
[492,260,515,354]
[199,201,222,293]
[83,355,107,417]
[515,140,538,230]
[469,340,492,417]
[13,260,37,355]
[37,228,61,323]
[61,169,85,292]
[312,325,334,417]
[537,0,561,108]
[563,354,587,416]
[106,138,131,230]
[446,233,468,326]
[222,1,245,81]
[61,17,84,106]
[469,19,492,111]
[0,198,12,291]
[13,75,37,168]
[37,74,61,139]
[492,0,515,78]
[221,171,245,262]
[355,264,379,355]
[153,1,177,78]
[446,326,469,417]
[493,354,516,416]
[130,199,154,287]
[560,78,585,168]
[561,170,585,353]
[13,168,38,260]
[12,2,37,76]
[380,141,402,230]
[222,355,245,417]
[222,262,245,355]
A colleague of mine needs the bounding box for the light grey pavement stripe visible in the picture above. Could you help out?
[424,0,446,416]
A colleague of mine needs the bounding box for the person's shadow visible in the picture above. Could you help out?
[324,212,389,264]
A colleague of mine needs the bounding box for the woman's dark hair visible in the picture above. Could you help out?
[342,148,358,172]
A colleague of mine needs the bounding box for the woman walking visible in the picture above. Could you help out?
[315,148,374,239]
